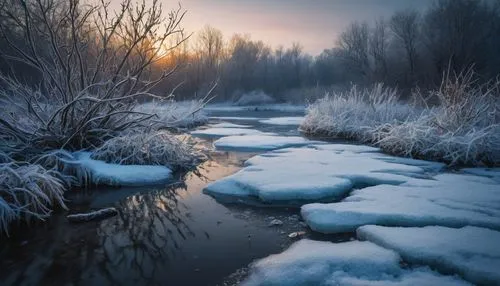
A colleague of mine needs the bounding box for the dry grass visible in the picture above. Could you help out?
[300,84,416,141]
[0,160,67,235]
[301,72,500,166]
[373,70,500,165]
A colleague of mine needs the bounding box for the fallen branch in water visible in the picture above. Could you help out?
[66,207,118,223]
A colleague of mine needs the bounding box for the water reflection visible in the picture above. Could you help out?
[0,136,300,286]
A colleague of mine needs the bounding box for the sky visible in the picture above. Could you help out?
[156,0,434,55]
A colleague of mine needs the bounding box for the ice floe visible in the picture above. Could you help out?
[204,145,430,204]
[209,116,261,121]
[242,239,469,286]
[462,167,500,183]
[214,135,315,151]
[357,225,500,285]
[259,116,304,125]
[190,128,269,138]
[209,122,251,128]
[73,152,172,186]
[205,104,305,113]
[302,173,500,233]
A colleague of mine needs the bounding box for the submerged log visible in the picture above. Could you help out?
[67,207,118,223]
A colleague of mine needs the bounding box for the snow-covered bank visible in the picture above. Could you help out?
[242,239,469,286]
[214,135,315,151]
[301,77,500,166]
[357,225,500,285]
[209,122,251,128]
[191,127,270,138]
[135,100,208,128]
[301,173,500,233]
[203,144,436,204]
[259,116,304,126]
[204,103,305,113]
[74,152,173,186]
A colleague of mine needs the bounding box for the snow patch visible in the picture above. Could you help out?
[357,225,500,285]
[243,239,469,286]
[214,135,315,151]
[302,173,500,233]
[73,152,172,186]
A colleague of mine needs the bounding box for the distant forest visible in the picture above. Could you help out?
[1,0,499,102]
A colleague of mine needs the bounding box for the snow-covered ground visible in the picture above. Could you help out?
[214,135,315,151]
[190,127,271,138]
[259,116,304,125]
[357,225,500,285]
[203,145,436,204]
[135,100,207,128]
[73,152,173,186]
[243,239,469,286]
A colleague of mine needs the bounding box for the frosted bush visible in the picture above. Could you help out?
[373,71,500,165]
[300,84,415,141]
[302,72,500,166]
[91,131,205,171]
[0,161,67,235]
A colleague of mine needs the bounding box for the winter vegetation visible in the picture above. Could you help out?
[301,70,500,166]
[0,0,208,234]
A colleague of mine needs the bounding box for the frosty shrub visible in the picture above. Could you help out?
[302,72,500,166]
[300,84,416,141]
[373,70,500,165]
[91,131,205,171]
[0,160,66,235]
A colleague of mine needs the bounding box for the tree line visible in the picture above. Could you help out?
[1,0,499,103]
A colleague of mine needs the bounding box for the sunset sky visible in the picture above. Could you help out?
[156,0,434,55]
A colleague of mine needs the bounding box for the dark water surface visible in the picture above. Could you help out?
[0,108,353,286]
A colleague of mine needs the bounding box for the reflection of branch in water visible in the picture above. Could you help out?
[90,183,200,286]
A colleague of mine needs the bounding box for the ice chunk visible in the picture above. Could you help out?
[209,122,251,128]
[259,116,304,125]
[209,116,261,121]
[205,104,305,112]
[214,135,315,151]
[302,173,500,233]
[73,152,172,186]
[242,239,469,286]
[357,225,500,285]
[204,145,428,204]
[190,128,269,138]
[313,143,381,153]
[462,167,500,183]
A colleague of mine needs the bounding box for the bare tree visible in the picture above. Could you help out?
[338,22,370,79]
[369,18,388,81]
[423,0,499,79]
[0,0,188,155]
[390,9,420,79]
